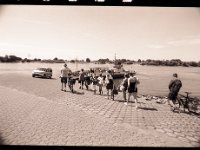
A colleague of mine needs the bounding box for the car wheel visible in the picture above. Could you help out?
[43,74,46,78]
[32,74,35,77]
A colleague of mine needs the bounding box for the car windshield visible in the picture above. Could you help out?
[37,68,46,71]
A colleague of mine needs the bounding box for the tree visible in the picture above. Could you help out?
[70,60,75,63]
[189,61,198,67]
[5,55,9,62]
[53,57,58,61]
[86,58,91,63]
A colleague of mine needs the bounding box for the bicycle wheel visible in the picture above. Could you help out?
[187,100,193,113]
[191,97,200,114]
[187,98,198,113]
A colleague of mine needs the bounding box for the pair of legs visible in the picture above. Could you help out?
[107,89,112,99]
[68,78,74,93]
[168,91,179,111]
[125,92,138,108]
[79,80,84,89]
[168,99,180,112]
[99,84,103,95]
[93,84,97,94]
[85,81,90,90]
[122,89,127,101]
[61,77,68,91]
[169,99,176,107]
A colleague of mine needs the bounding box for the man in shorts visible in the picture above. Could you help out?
[60,64,72,92]
[168,73,182,111]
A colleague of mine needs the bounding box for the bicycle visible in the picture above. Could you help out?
[68,76,76,93]
[176,92,200,115]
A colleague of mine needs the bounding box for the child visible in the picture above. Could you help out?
[91,74,98,94]
[105,73,113,99]
[97,74,104,95]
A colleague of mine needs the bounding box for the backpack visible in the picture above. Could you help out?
[128,77,136,93]
[79,72,85,81]
[172,79,182,93]
[108,79,113,85]
[123,78,128,89]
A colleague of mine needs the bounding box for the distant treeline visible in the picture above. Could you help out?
[0,55,200,67]
[0,55,66,63]
[139,59,200,67]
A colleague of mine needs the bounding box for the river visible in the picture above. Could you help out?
[0,62,200,97]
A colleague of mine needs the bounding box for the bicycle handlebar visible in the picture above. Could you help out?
[178,92,192,99]
[184,92,192,97]
[184,91,192,94]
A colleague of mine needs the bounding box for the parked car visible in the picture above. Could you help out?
[32,68,52,78]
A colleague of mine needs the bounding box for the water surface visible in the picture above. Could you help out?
[0,62,200,97]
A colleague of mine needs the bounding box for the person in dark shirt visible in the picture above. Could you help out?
[125,71,140,108]
[168,73,182,111]
[79,69,85,89]
[105,71,113,99]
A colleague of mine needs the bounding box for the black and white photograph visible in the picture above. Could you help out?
[0,3,200,147]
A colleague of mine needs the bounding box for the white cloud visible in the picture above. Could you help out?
[146,44,165,49]
[168,37,200,46]
[0,42,32,48]
[2,16,51,25]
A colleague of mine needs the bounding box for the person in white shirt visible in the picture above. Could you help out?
[120,73,129,101]
[60,64,72,92]
[97,74,104,95]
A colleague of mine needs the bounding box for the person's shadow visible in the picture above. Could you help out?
[0,133,5,145]
[71,90,84,95]
[138,107,158,111]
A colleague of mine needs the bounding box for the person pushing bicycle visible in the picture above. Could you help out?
[168,73,182,111]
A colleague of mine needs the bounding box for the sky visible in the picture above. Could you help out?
[0,5,200,61]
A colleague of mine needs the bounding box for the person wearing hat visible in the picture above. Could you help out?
[60,63,72,92]
[125,71,140,108]
[168,73,182,111]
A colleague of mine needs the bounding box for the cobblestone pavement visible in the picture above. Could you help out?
[0,73,199,147]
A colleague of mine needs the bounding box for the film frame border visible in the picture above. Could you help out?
[0,0,200,6]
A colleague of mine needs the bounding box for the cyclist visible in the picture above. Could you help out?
[168,73,182,111]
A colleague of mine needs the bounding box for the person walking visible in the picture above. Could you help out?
[105,71,114,99]
[98,73,104,95]
[79,69,85,89]
[168,73,182,111]
[120,73,129,101]
[91,74,98,94]
[60,64,72,92]
[84,72,91,90]
[125,71,140,108]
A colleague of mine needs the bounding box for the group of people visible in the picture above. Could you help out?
[78,68,117,99]
[60,63,183,111]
